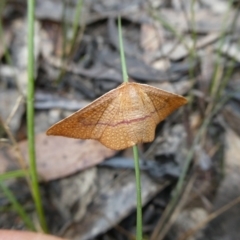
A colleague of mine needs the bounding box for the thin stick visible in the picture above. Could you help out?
[6,96,23,125]
[157,174,196,240]
[0,116,29,175]
[179,195,240,240]
[118,16,142,239]
[27,0,47,232]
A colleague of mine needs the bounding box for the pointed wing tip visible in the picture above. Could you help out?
[166,95,187,116]
[181,96,188,105]
[175,95,188,107]
[46,120,67,136]
[46,128,53,136]
[46,125,59,136]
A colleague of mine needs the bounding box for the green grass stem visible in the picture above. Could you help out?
[133,145,143,240]
[0,181,35,230]
[61,0,69,60]
[187,0,197,108]
[148,6,189,51]
[70,0,83,54]
[0,168,33,229]
[0,170,27,181]
[27,0,47,232]
[56,0,83,84]
[0,0,12,66]
[118,16,143,240]
[210,0,234,97]
[217,5,240,98]
[190,0,197,51]
[118,17,128,83]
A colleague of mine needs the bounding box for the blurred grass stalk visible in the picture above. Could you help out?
[187,0,197,108]
[150,10,189,51]
[215,1,240,99]
[27,0,47,232]
[57,0,83,83]
[0,1,35,231]
[0,0,12,65]
[209,0,234,99]
[118,17,143,240]
[0,170,27,181]
[0,181,35,230]
[0,169,34,230]
[151,1,238,239]
[69,0,83,55]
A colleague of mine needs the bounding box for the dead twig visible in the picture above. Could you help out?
[178,195,240,240]
[156,173,197,240]
[0,116,28,172]
[6,95,24,125]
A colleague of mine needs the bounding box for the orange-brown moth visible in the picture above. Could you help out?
[47,81,187,150]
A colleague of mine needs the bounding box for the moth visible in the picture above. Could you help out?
[47,82,187,150]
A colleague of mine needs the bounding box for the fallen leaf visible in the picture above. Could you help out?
[0,133,116,181]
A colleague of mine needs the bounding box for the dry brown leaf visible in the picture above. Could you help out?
[0,133,116,181]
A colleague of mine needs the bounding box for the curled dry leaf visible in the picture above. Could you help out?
[47,82,187,150]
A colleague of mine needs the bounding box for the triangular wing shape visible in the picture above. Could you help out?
[140,83,187,124]
[46,87,120,140]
